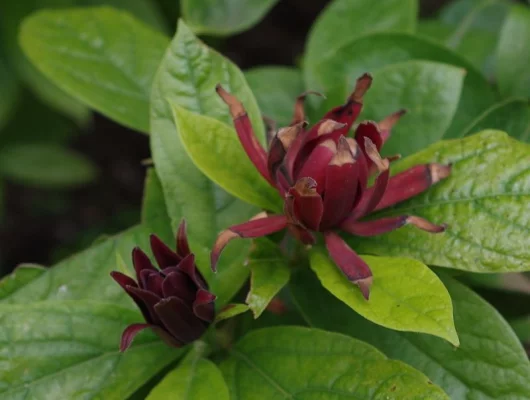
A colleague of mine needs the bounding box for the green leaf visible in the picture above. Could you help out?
[290,268,530,399]
[141,168,174,243]
[0,301,184,399]
[352,130,530,273]
[150,19,264,305]
[181,0,278,36]
[147,356,229,399]
[221,326,448,399]
[309,248,459,345]
[245,66,304,128]
[496,4,530,98]
[20,7,169,133]
[0,144,97,188]
[171,103,281,212]
[510,317,530,342]
[305,0,417,70]
[246,238,290,318]
[462,98,530,141]
[0,264,45,302]
[360,60,465,156]
[306,33,491,142]
[215,303,250,323]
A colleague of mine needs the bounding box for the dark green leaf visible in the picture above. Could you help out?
[290,268,530,399]
[309,248,459,345]
[20,7,169,132]
[439,0,508,34]
[496,4,530,98]
[0,264,45,302]
[141,168,174,244]
[171,104,281,211]
[221,326,448,399]
[511,317,530,342]
[181,0,278,36]
[352,130,530,273]
[0,53,20,130]
[462,98,530,142]
[246,238,290,318]
[245,66,304,127]
[0,301,184,399]
[0,144,97,188]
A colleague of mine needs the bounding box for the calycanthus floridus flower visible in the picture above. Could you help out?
[110,221,215,351]
[211,73,451,300]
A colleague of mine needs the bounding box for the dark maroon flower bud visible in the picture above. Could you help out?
[111,220,215,351]
[213,74,451,300]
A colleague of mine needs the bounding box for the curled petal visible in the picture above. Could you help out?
[111,271,153,322]
[268,122,305,186]
[132,247,157,282]
[193,288,216,322]
[324,231,372,300]
[150,235,181,269]
[119,323,150,352]
[216,84,273,185]
[372,163,451,212]
[378,109,407,143]
[355,121,383,152]
[176,254,208,290]
[341,215,446,236]
[292,91,324,124]
[211,214,288,271]
[127,285,161,324]
[176,220,191,257]
[288,177,324,231]
[296,139,336,193]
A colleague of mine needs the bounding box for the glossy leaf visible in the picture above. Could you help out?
[0,264,45,302]
[462,98,530,142]
[353,130,530,273]
[245,66,304,127]
[20,7,169,132]
[290,268,530,399]
[305,0,417,69]
[147,356,229,400]
[359,60,464,156]
[0,301,184,399]
[306,33,493,141]
[215,304,250,323]
[171,103,281,212]
[246,238,290,318]
[309,248,459,345]
[496,4,530,98]
[181,0,278,36]
[221,326,448,399]
[0,144,97,188]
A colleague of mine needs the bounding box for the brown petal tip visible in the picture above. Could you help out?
[277,122,305,149]
[293,177,318,195]
[429,163,452,184]
[407,216,447,233]
[317,119,346,136]
[292,91,326,124]
[379,109,407,131]
[330,136,354,166]
[350,73,373,103]
[215,84,245,118]
[356,276,373,300]
[364,137,389,171]
[211,230,238,272]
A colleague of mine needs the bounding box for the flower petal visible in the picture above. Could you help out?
[176,219,191,257]
[216,84,273,186]
[267,122,305,187]
[154,296,207,344]
[119,323,150,352]
[286,224,316,245]
[111,271,153,322]
[324,231,372,300]
[341,215,446,236]
[378,109,407,143]
[296,139,336,192]
[292,91,324,124]
[193,288,216,322]
[140,270,164,297]
[288,177,324,231]
[162,271,195,303]
[211,213,288,271]
[177,253,208,290]
[132,247,157,283]
[371,163,451,212]
[150,235,181,269]
[127,285,161,324]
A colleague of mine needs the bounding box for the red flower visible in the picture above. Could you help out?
[212,74,450,299]
[111,221,215,351]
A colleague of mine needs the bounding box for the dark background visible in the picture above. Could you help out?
[0,0,453,276]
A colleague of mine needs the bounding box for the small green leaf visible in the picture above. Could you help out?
[215,304,250,323]
[0,144,97,188]
[290,268,530,399]
[462,98,530,142]
[309,248,459,345]
[246,238,290,318]
[221,326,448,399]
[0,301,185,399]
[497,4,530,98]
[0,264,45,302]
[245,66,304,127]
[353,130,530,274]
[360,60,465,156]
[147,357,229,400]
[20,7,169,132]
[182,0,278,36]
[171,103,281,212]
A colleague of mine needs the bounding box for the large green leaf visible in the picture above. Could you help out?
[0,301,184,399]
[496,4,530,98]
[245,66,304,128]
[141,168,174,243]
[462,98,530,142]
[171,104,281,212]
[439,0,508,34]
[309,248,459,345]
[0,144,97,188]
[20,7,169,132]
[290,268,530,399]
[359,60,464,156]
[150,19,264,305]
[352,130,530,273]
[147,350,229,400]
[304,0,417,70]
[305,33,495,141]
[181,0,278,36]
[221,326,448,399]
[246,238,290,318]
[0,264,45,301]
